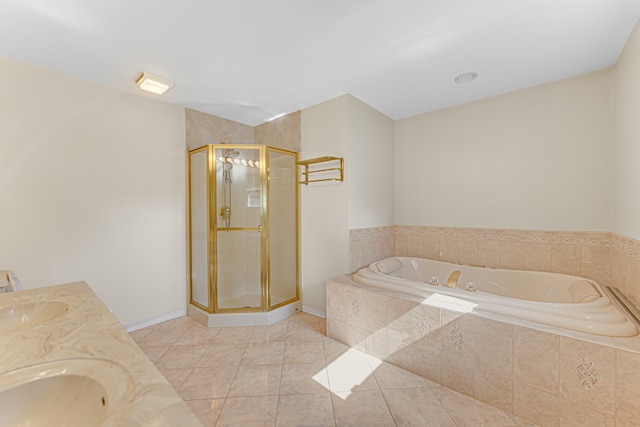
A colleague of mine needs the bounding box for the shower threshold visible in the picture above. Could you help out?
[187,299,301,327]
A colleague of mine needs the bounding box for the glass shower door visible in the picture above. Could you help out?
[215,146,264,310]
[188,148,211,310]
[268,148,298,308]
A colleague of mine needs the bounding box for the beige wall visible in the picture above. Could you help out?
[611,20,640,307]
[300,95,351,315]
[300,94,396,315]
[395,69,613,231]
[613,21,640,240]
[0,56,187,327]
[347,96,395,229]
[344,96,395,273]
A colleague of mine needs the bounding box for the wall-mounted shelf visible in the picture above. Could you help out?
[298,156,344,185]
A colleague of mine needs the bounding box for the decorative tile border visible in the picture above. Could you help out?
[415,314,434,336]
[611,233,640,262]
[575,357,600,391]
[450,324,464,350]
[395,225,611,247]
[350,226,395,241]
[350,297,360,317]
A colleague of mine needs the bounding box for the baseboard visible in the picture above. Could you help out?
[124,308,187,332]
[302,305,326,319]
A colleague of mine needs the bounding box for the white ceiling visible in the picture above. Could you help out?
[1,0,639,126]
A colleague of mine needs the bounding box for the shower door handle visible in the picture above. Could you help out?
[257,225,263,233]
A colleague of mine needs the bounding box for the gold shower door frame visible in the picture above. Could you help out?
[186,144,300,314]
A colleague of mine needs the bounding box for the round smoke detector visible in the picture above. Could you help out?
[454,72,478,84]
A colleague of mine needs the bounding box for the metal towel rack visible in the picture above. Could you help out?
[298,156,344,185]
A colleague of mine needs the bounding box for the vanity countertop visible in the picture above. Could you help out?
[0,281,203,426]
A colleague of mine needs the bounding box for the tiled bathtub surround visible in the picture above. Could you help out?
[326,276,640,427]
[349,226,395,273]
[611,233,640,311]
[394,226,612,284]
[349,225,640,309]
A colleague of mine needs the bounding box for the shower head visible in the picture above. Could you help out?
[222,149,240,158]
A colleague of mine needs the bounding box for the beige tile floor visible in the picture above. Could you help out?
[130,312,536,427]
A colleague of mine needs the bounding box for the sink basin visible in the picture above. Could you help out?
[0,301,69,331]
[0,357,135,426]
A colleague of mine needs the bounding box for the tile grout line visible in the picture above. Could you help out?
[319,326,339,427]
[217,330,253,425]
[179,326,219,397]
[272,332,286,427]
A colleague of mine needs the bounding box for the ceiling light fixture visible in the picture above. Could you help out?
[454,72,478,84]
[135,71,174,95]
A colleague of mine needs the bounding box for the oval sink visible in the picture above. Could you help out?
[0,301,69,331]
[0,358,135,426]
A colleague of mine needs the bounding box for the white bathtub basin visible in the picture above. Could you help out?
[0,301,69,331]
[0,358,135,426]
[354,256,639,337]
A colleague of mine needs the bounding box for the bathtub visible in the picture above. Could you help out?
[352,257,638,337]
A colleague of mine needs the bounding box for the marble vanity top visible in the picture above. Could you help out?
[0,281,202,426]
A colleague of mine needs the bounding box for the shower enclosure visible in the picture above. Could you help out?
[187,144,299,325]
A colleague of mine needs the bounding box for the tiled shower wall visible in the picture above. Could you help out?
[349,225,640,309]
[185,108,301,152]
[185,108,255,150]
[254,111,301,152]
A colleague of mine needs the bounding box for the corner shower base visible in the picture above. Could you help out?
[218,293,261,309]
[187,299,301,327]
[216,293,290,309]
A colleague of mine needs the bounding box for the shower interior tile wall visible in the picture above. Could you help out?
[326,276,640,427]
[349,225,640,309]
[185,108,301,152]
[186,108,255,150]
[254,111,301,153]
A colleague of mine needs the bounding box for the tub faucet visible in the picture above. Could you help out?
[446,270,461,288]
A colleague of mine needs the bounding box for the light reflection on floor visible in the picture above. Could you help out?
[130,312,535,426]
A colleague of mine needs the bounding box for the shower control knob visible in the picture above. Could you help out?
[219,206,231,225]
